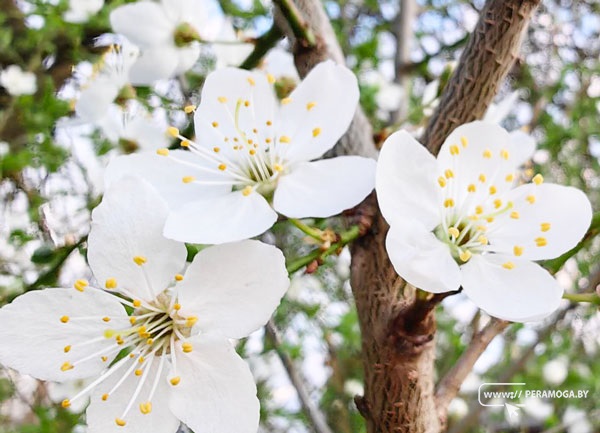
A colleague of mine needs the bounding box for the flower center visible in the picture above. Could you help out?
[173,22,200,47]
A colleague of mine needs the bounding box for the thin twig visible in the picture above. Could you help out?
[239,25,283,70]
[265,320,334,433]
[273,0,316,47]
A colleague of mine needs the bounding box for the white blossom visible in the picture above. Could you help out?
[63,0,104,23]
[0,65,37,96]
[542,356,569,386]
[376,121,592,322]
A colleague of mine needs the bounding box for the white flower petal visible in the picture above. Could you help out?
[129,48,179,85]
[163,190,277,244]
[461,254,564,322]
[436,121,521,216]
[173,45,201,75]
[386,222,461,293]
[277,60,359,162]
[87,356,179,433]
[483,90,520,124]
[273,156,376,218]
[0,288,127,382]
[76,77,119,122]
[509,130,536,165]
[110,2,174,48]
[105,151,229,211]
[177,240,288,338]
[169,336,259,433]
[193,68,278,161]
[88,177,187,300]
[486,183,592,260]
[376,131,440,229]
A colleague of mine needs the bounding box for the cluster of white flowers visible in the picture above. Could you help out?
[0,0,594,431]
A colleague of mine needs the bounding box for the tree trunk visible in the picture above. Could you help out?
[277,0,541,432]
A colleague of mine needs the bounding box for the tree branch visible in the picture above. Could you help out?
[265,320,334,433]
[239,25,283,70]
[421,0,541,153]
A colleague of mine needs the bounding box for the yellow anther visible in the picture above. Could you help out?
[443,198,455,208]
[105,278,117,289]
[213,146,220,153]
[459,250,472,262]
[133,256,147,266]
[450,145,460,155]
[115,418,126,427]
[140,402,152,415]
[173,303,181,310]
[180,140,190,148]
[467,184,476,193]
[438,177,447,187]
[244,100,250,107]
[279,135,291,143]
[312,127,321,137]
[500,149,510,160]
[265,138,272,144]
[101,356,108,362]
[73,279,88,292]
[489,185,497,195]
[186,316,198,326]
[183,105,195,114]
[505,173,515,182]
[267,74,276,84]
[274,164,284,172]
[460,136,468,148]
[175,274,184,282]
[137,325,147,334]
[102,394,109,401]
[502,261,515,270]
[167,126,179,137]
[61,362,74,371]
[526,195,536,204]
[306,102,316,110]
[217,96,227,103]
[242,186,253,196]
[182,176,196,184]
[129,353,135,358]
[483,149,492,158]
[266,120,272,126]
[477,235,488,245]
[182,342,193,353]
[60,315,69,323]
[540,222,551,232]
[476,225,487,232]
[146,338,154,345]
[493,199,502,209]
[532,174,544,185]
[170,376,181,386]
[156,148,169,156]
[138,356,145,364]
[535,237,547,247]
[485,216,494,223]
[281,97,292,105]
[475,205,484,215]
[129,317,137,325]
[64,345,71,353]
[247,77,256,86]
[478,174,486,183]
[513,246,523,256]
[61,399,71,408]
[510,211,520,219]
[448,227,460,238]
[133,299,142,307]
[218,163,227,171]
[444,169,454,179]
[468,215,479,221]
[135,369,143,376]
[211,121,219,128]
[249,149,256,155]
[102,317,111,322]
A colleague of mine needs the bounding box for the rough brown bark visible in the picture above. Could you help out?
[422,0,541,154]
[277,0,541,432]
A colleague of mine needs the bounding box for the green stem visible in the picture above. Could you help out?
[273,0,316,47]
[289,218,323,241]
[239,25,283,70]
[562,293,600,305]
[286,225,361,274]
